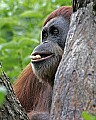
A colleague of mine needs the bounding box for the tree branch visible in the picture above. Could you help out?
[0,66,29,120]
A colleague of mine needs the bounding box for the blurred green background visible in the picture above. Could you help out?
[0,0,72,82]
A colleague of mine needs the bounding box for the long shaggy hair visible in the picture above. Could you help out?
[13,64,52,112]
[13,6,72,117]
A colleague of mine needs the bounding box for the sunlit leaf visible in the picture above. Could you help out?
[20,10,43,18]
[82,111,96,120]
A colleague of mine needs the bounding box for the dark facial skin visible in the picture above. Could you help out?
[30,16,70,86]
[42,16,70,49]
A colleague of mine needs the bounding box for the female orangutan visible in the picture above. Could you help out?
[13,6,72,120]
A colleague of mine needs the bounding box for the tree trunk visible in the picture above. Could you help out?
[0,70,29,120]
[50,1,96,120]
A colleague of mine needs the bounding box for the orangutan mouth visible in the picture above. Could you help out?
[30,52,54,62]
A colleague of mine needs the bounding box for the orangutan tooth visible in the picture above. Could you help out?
[36,55,41,59]
[31,55,41,60]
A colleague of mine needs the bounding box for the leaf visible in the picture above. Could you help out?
[0,17,18,29]
[0,41,18,50]
[20,10,43,18]
[0,86,7,106]
[82,111,96,120]
[0,38,6,43]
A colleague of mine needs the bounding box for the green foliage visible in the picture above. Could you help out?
[0,65,7,106]
[0,86,7,106]
[82,111,96,120]
[0,0,72,81]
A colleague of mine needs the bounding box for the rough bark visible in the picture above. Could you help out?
[0,68,29,120]
[50,2,96,120]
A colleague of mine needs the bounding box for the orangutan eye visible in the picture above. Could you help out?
[42,30,48,40]
[50,26,59,36]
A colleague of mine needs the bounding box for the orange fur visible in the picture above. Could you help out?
[13,64,52,113]
[44,6,72,26]
[13,6,72,119]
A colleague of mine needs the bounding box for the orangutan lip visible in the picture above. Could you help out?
[30,52,54,62]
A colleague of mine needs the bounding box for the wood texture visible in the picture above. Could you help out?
[50,3,96,120]
[0,71,29,120]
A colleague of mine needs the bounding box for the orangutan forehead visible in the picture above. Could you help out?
[43,16,66,29]
[43,6,72,26]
